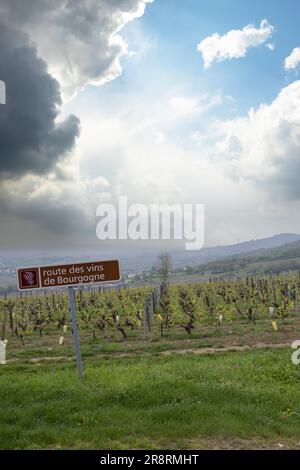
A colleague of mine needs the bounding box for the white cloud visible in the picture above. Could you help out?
[169,93,225,118]
[266,43,275,51]
[284,47,300,71]
[67,87,289,247]
[213,80,300,200]
[169,96,200,118]
[0,0,153,99]
[197,19,274,69]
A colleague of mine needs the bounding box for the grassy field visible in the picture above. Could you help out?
[1,348,300,450]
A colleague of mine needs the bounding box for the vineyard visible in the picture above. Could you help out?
[1,272,300,361]
[1,273,300,450]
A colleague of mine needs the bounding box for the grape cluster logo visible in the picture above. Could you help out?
[23,272,35,285]
[0,80,6,105]
[18,268,40,290]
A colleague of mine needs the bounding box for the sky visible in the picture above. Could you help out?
[1,0,300,253]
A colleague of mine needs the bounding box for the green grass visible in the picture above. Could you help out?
[1,348,300,449]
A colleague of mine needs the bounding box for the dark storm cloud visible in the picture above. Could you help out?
[0,189,92,236]
[0,0,152,98]
[0,0,151,249]
[0,21,80,179]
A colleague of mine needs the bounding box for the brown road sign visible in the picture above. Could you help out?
[17,260,121,380]
[17,260,120,290]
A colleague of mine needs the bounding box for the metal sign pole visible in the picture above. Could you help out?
[68,286,83,379]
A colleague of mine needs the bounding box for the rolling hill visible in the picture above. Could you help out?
[188,239,300,277]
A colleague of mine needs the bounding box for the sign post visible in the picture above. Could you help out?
[17,260,121,379]
[68,286,84,379]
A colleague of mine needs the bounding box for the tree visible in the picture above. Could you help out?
[156,252,172,282]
